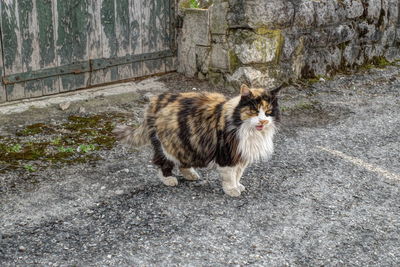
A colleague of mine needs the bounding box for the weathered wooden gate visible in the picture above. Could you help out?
[0,0,176,102]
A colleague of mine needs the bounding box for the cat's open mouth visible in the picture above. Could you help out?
[255,125,264,131]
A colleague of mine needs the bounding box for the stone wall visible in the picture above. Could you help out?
[177,0,400,88]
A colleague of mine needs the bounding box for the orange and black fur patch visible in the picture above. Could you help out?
[114,85,282,179]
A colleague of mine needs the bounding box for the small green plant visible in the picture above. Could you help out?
[77,144,96,153]
[58,146,74,153]
[8,144,22,153]
[51,136,62,145]
[189,0,199,8]
[24,164,37,172]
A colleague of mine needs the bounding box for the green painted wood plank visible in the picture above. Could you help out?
[115,0,132,80]
[19,0,43,98]
[37,0,60,96]
[2,1,25,100]
[142,0,166,75]
[0,2,5,103]
[1,1,20,74]
[72,1,90,90]
[128,0,143,78]
[101,0,118,83]
[57,0,89,92]
[88,0,105,86]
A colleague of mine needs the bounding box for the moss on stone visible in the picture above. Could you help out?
[254,27,284,64]
[359,56,398,71]
[228,50,240,73]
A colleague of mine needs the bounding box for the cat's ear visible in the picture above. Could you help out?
[240,84,251,97]
[269,83,285,98]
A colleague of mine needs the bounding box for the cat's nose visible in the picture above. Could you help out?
[259,120,268,125]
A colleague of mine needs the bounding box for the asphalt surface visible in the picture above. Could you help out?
[1,68,400,266]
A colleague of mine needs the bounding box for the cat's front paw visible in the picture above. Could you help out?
[223,187,241,197]
[180,168,200,181]
[238,183,246,192]
[161,176,179,187]
[160,175,178,186]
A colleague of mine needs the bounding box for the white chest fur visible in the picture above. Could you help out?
[236,122,276,164]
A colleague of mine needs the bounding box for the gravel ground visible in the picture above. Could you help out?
[0,68,400,266]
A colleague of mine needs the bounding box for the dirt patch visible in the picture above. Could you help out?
[0,112,130,176]
[281,101,353,131]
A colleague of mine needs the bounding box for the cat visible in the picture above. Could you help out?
[113,84,282,197]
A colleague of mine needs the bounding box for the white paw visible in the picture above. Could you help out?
[162,176,179,187]
[223,187,241,197]
[180,168,200,181]
[238,183,246,192]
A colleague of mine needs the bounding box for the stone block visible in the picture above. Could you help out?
[210,2,229,34]
[313,0,345,27]
[282,33,301,61]
[227,0,294,29]
[363,0,381,23]
[183,9,210,46]
[208,70,225,87]
[331,24,357,44]
[195,45,211,74]
[358,22,379,43]
[226,67,278,88]
[282,32,310,62]
[177,8,210,77]
[178,42,197,77]
[384,47,400,61]
[302,47,342,77]
[293,0,315,28]
[382,0,399,24]
[343,43,363,66]
[343,0,364,19]
[300,24,356,48]
[380,25,396,46]
[210,43,229,70]
[230,30,283,64]
[396,28,400,43]
[211,34,228,45]
[364,44,385,61]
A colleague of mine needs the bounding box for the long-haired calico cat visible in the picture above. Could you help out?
[113,84,282,197]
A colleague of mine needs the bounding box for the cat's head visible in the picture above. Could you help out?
[233,84,283,132]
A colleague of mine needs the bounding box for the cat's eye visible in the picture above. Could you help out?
[265,110,272,115]
[249,110,258,115]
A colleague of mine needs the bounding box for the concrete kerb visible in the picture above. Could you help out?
[0,77,168,115]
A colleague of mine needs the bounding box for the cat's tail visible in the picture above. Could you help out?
[113,122,149,147]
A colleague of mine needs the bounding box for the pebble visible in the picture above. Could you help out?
[101,186,106,190]
[143,92,154,101]
[59,102,71,111]
[115,189,124,195]
[18,246,26,252]
[122,168,129,173]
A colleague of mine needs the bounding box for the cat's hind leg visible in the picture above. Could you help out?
[150,129,178,186]
[156,159,178,187]
[179,167,200,181]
